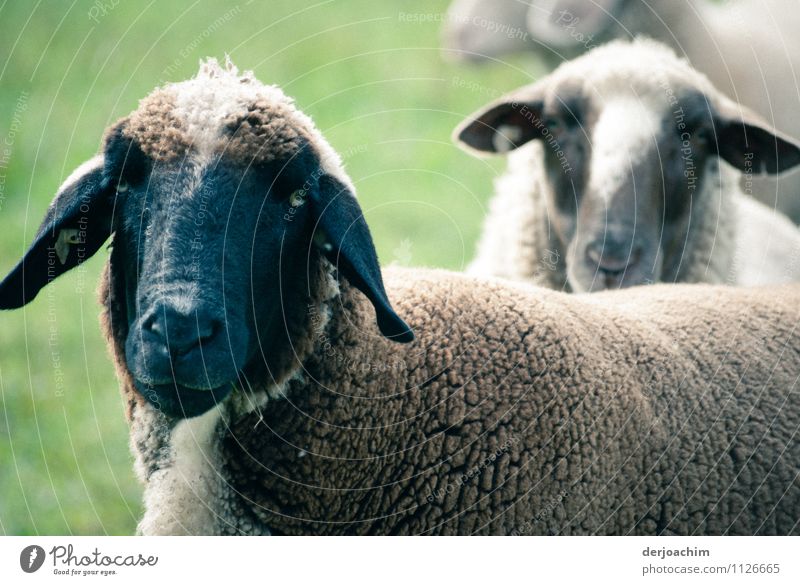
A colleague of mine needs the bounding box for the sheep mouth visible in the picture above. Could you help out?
[133,378,233,418]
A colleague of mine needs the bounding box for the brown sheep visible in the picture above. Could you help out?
[1,59,797,535]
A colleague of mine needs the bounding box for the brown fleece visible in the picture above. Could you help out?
[100,261,799,534]
[121,59,312,164]
[92,58,797,536]
[219,99,310,165]
[123,88,191,162]
[98,261,138,419]
[117,267,795,536]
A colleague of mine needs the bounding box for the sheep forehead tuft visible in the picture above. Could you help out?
[121,58,326,169]
[548,38,717,104]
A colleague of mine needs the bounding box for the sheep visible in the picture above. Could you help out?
[455,39,800,293]
[441,0,533,61]
[443,0,800,221]
[121,273,800,536]
[2,58,799,536]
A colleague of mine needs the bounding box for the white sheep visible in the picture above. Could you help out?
[443,0,800,221]
[441,0,533,61]
[1,58,798,535]
[455,39,800,292]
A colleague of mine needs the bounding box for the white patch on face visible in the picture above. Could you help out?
[565,237,589,293]
[170,61,281,194]
[164,283,200,314]
[588,97,661,205]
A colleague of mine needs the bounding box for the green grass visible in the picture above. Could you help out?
[0,0,545,534]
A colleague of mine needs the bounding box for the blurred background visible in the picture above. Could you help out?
[0,0,542,534]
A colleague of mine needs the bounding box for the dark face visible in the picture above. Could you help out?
[106,130,318,417]
[0,128,412,420]
[0,69,412,421]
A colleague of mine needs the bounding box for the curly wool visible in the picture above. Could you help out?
[101,265,800,535]
[121,58,336,171]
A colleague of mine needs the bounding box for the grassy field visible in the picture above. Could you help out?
[0,0,544,534]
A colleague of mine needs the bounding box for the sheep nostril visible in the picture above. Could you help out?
[586,245,603,267]
[170,318,222,357]
[141,303,224,359]
[586,244,626,273]
[586,242,641,274]
[172,342,194,358]
[142,311,162,336]
[195,318,220,345]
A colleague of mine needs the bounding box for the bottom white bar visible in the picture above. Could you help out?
[1,536,798,584]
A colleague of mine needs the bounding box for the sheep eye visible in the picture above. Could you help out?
[695,128,712,146]
[544,116,562,132]
[117,180,129,193]
[289,189,306,207]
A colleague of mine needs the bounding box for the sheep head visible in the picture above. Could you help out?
[0,58,413,419]
[455,39,800,291]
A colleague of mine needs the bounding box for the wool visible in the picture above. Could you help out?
[463,40,800,290]
[100,264,800,535]
[122,58,309,166]
[444,0,800,221]
[16,54,793,537]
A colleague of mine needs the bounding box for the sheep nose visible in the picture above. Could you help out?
[586,241,641,275]
[142,302,222,358]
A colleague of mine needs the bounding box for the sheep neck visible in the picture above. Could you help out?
[98,244,340,535]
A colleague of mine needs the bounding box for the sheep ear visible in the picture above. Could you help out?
[454,86,545,155]
[713,100,800,174]
[310,174,414,343]
[0,155,114,309]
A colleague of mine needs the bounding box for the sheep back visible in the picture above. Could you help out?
[222,268,800,535]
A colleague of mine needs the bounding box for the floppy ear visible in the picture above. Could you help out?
[713,99,800,174]
[0,155,115,309]
[453,83,546,155]
[310,174,414,343]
